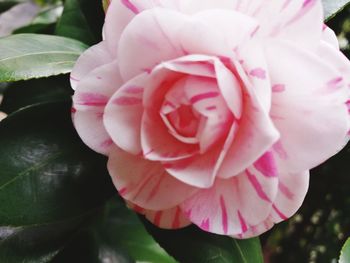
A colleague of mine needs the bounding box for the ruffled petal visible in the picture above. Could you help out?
[233,169,310,238]
[117,8,187,81]
[128,202,191,229]
[217,67,280,178]
[266,40,350,172]
[104,73,148,155]
[72,61,122,154]
[180,167,278,235]
[108,146,198,210]
[70,41,114,90]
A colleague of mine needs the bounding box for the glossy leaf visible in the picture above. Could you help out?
[143,219,263,263]
[55,0,96,45]
[0,75,72,114]
[52,197,175,263]
[322,0,350,20]
[0,101,115,262]
[0,34,87,82]
[339,238,350,263]
[55,0,104,45]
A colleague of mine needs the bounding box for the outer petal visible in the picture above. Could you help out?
[232,170,310,239]
[128,203,191,229]
[107,146,198,210]
[104,0,181,55]
[72,61,122,154]
[266,40,350,172]
[321,26,340,50]
[180,166,278,235]
[70,41,114,90]
[117,8,187,81]
[246,0,323,49]
[104,73,147,155]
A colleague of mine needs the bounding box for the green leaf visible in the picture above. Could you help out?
[52,198,176,263]
[0,33,87,82]
[142,219,263,263]
[322,0,350,20]
[55,0,104,45]
[0,101,115,262]
[55,0,96,45]
[0,75,72,114]
[339,238,350,263]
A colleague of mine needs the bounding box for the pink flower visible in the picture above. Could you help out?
[71,0,350,238]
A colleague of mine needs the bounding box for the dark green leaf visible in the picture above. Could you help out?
[53,197,176,263]
[339,238,350,263]
[0,75,72,114]
[322,0,350,20]
[55,0,96,45]
[143,219,263,263]
[55,0,104,45]
[0,101,115,262]
[0,34,87,82]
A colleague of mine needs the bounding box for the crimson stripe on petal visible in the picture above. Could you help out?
[246,170,271,202]
[121,0,139,14]
[254,151,278,177]
[273,204,288,220]
[190,92,219,104]
[76,92,109,107]
[219,195,229,234]
[113,96,142,106]
[237,210,248,233]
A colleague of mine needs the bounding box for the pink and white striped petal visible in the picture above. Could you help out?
[180,168,278,235]
[163,143,224,188]
[70,41,114,90]
[107,146,198,210]
[269,170,309,223]
[266,40,350,173]
[246,0,323,49]
[117,8,187,81]
[179,9,259,58]
[128,203,191,229]
[73,110,114,155]
[216,74,280,178]
[72,61,122,155]
[104,73,148,155]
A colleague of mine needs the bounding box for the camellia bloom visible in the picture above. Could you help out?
[71,0,350,238]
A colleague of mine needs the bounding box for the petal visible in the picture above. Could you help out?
[70,41,114,89]
[72,61,122,154]
[180,168,278,235]
[73,111,113,155]
[128,203,191,229]
[249,0,323,49]
[117,8,187,81]
[107,146,198,210]
[269,170,310,223]
[163,144,223,188]
[179,9,259,57]
[217,71,280,178]
[104,0,181,55]
[321,26,340,50]
[266,40,350,172]
[104,73,147,155]
[232,169,309,239]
